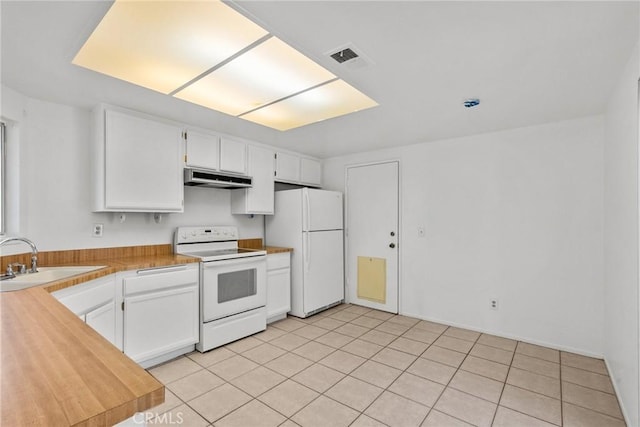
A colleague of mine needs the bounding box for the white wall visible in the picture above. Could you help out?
[0,87,263,252]
[324,115,605,356]
[603,41,639,427]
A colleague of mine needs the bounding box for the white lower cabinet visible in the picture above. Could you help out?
[85,301,117,345]
[119,264,199,368]
[52,275,120,349]
[267,252,291,323]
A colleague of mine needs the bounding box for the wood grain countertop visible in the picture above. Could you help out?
[238,238,293,254]
[0,245,199,426]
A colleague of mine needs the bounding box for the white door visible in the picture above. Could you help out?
[304,189,343,231]
[303,229,344,314]
[346,161,399,313]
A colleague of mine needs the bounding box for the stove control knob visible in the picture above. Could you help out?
[191,231,197,237]
[181,233,187,240]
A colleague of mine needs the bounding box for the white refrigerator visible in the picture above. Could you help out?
[266,188,344,318]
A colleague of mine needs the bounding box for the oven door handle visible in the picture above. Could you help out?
[202,256,265,268]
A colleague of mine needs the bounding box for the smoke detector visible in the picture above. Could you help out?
[326,43,372,69]
[463,98,480,108]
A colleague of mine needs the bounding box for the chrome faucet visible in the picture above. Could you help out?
[0,237,38,274]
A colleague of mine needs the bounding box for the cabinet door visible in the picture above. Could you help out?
[123,284,199,364]
[231,145,275,215]
[185,129,219,170]
[86,302,116,345]
[267,268,291,320]
[266,253,291,321]
[52,275,120,348]
[300,158,322,187]
[275,152,300,183]
[220,138,247,175]
[104,109,183,212]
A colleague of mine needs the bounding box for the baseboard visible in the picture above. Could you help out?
[604,358,633,426]
[401,311,604,358]
[139,344,195,369]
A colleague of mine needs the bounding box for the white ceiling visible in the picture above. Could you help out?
[1,1,638,158]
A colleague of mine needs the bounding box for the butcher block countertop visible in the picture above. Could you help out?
[238,238,293,254]
[0,244,199,426]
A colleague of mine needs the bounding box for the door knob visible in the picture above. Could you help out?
[389,243,396,248]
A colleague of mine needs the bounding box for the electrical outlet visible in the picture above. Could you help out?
[93,223,103,237]
[490,298,499,310]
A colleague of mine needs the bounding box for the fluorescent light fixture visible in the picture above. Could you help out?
[240,79,378,131]
[73,0,267,94]
[174,37,337,116]
[73,0,378,130]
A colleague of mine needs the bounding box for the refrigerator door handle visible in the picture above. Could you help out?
[303,232,310,272]
[304,189,311,231]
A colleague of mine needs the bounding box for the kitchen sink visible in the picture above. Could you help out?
[0,266,105,292]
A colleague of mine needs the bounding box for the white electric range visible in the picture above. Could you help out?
[174,226,267,352]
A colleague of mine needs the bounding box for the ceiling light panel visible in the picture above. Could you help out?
[240,79,378,131]
[174,37,337,116]
[73,0,268,94]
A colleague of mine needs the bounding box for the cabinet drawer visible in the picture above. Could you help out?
[123,265,198,296]
[267,252,290,271]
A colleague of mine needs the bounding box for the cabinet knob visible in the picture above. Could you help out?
[389,243,396,249]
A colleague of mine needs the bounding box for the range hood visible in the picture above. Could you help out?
[184,168,252,189]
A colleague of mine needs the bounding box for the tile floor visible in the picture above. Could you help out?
[146,304,626,427]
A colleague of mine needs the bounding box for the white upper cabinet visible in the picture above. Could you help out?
[185,131,248,176]
[275,152,322,187]
[300,158,322,186]
[275,152,301,183]
[231,144,275,215]
[185,129,220,170]
[220,137,247,175]
[93,105,184,212]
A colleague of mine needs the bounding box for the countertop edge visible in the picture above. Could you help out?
[0,253,200,426]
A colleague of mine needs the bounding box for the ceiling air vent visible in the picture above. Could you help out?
[326,43,372,69]
[330,47,359,64]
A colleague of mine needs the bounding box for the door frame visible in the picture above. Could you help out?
[344,159,402,314]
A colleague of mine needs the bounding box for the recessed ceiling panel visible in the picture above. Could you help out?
[240,79,379,131]
[173,37,337,116]
[72,0,268,94]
